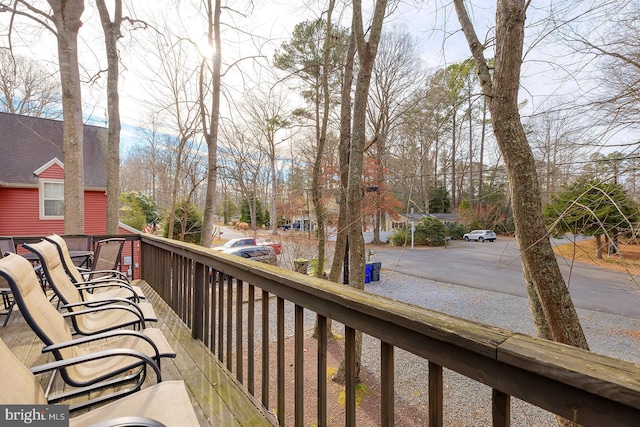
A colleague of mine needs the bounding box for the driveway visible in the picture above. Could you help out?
[368,237,640,319]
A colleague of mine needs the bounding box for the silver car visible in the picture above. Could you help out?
[463,230,496,242]
[221,245,277,265]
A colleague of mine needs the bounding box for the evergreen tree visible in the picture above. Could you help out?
[544,177,639,258]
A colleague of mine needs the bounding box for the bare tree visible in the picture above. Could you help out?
[220,121,267,231]
[528,104,584,205]
[0,50,61,117]
[274,13,350,277]
[333,0,387,387]
[96,0,122,234]
[367,26,423,243]
[453,0,588,361]
[243,89,291,235]
[199,0,221,247]
[138,27,202,240]
[1,0,86,233]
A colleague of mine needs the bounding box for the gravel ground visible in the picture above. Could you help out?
[355,270,640,426]
[245,267,640,425]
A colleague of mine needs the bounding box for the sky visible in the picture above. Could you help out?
[0,1,612,155]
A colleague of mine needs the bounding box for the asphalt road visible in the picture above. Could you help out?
[368,237,640,320]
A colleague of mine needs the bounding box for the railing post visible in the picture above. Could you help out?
[492,389,510,427]
[295,305,304,426]
[345,326,356,426]
[429,361,443,427]
[236,279,244,383]
[248,284,255,395]
[277,296,285,426]
[261,290,270,409]
[192,262,204,341]
[381,341,394,427]
[217,272,224,360]
[317,315,327,427]
[226,275,233,371]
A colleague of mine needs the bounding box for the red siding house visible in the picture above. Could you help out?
[0,112,110,234]
[0,112,140,278]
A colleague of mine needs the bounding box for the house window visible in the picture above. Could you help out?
[40,180,64,218]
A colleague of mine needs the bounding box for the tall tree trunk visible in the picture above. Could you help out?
[333,0,386,385]
[96,0,122,235]
[451,110,457,209]
[478,99,487,211]
[454,0,588,352]
[200,0,221,247]
[270,153,278,235]
[311,0,334,279]
[371,131,385,244]
[328,31,355,286]
[48,0,85,234]
[468,81,474,208]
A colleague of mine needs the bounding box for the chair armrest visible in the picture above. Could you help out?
[83,269,130,282]
[75,280,140,302]
[85,416,166,427]
[62,302,145,329]
[79,275,130,285]
[30,348,162,383]
[42,329,162,362]
[61,298,146,322]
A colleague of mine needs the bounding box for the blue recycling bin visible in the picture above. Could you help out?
[365,263,372,284]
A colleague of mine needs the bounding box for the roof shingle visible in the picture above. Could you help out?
[0,112,108,188]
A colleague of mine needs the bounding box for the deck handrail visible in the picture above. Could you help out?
[135,234,640,426]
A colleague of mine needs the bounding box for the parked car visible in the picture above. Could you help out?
[463,230,497,242]
[212,237,257,251]
[256,237,282,255]
[221,245,277,265]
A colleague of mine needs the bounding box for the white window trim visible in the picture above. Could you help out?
[39,179,64,220]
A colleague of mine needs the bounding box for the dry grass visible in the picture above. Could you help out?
[552,237,640,275]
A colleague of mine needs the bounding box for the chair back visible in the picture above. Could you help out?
[0,253,87,387]
[44,234,86,284]
[61,234,92,252]
[0,336,47,404]
[90,238,125,280]
[0,236,15,256]
[0,237,13,290]
[23,240,84,308]
[61,234,93,268]
[0,253,76,362]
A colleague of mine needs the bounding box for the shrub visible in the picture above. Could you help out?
[447,223,465,240]
[163,200,202,244]
[389,217,447,247]
[415,216,446,246]
[389,227,410,246]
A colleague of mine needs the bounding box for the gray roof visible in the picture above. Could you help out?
[0,112,108,188]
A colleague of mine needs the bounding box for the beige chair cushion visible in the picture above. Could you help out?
[0,253,174,386]
[0,337,47,404]
[69,381,199,426]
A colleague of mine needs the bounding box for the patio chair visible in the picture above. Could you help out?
[60,233,93,268]
[23,240,157,336]
[0,236,16,326]
[0,337,199,424]
[86,237,134,283]
[45,234,146,301]
[0,252,176,408]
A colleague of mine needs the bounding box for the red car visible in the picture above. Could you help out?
[256,238,282,255]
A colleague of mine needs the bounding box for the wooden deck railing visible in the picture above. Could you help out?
[134,234,637,426]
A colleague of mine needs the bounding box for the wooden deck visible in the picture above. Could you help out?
[0,280,277,426]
